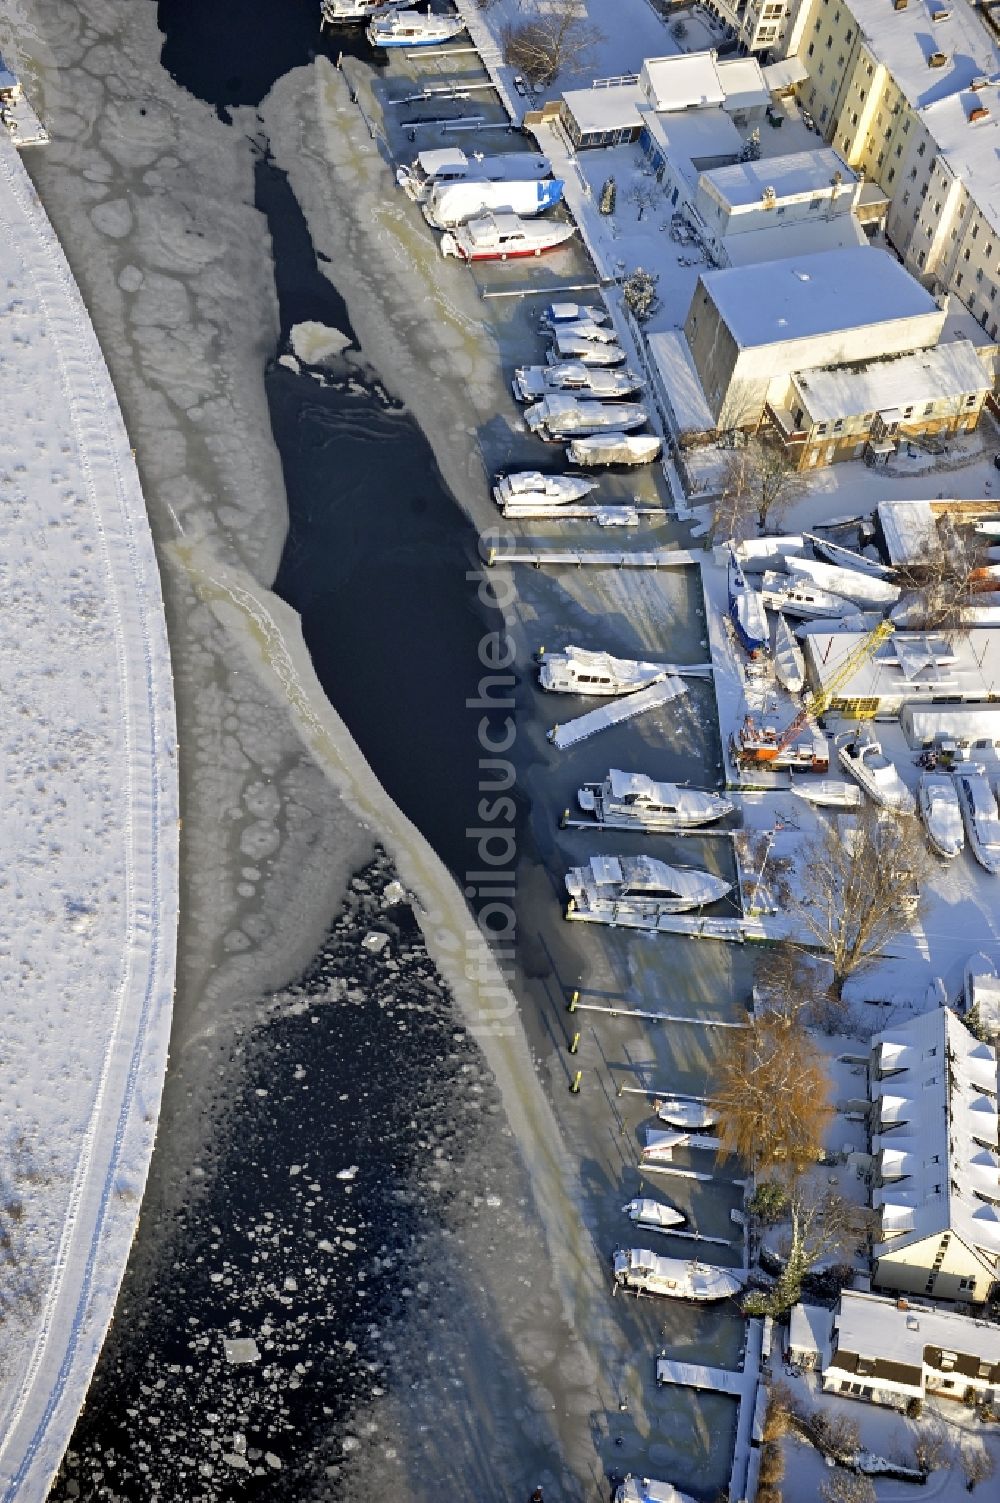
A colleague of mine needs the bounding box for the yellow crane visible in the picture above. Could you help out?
[734,619,895,768]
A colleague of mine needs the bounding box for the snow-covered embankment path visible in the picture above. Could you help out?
[0,136,178,1499]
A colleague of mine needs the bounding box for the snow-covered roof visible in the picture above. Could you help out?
[700,148,855,209]
[832,1288,1000,1371]
[641,52,726,111]
[805,628,1000,703]
[788,1301,832,1357]
[646,328,716,435]
[643,107,743,185]
[699,247,940,349]
[791,340,990,424]
[762,56,809,92]
[870,1008,1000,1268]
[560,83,646,135]
[715,56,770,114]
[415,147,468,173]
[721,213,867,266]
[901,702,1000,746]
[877,498,939,566]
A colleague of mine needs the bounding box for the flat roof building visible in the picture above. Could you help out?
[804,629,1000,717]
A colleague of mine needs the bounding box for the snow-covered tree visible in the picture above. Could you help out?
[623,266,659,321]
[740,128,762,162]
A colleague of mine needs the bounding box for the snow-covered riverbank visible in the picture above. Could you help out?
[0,134,177,1498]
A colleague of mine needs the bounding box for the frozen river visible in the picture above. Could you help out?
[1,0,753,1497]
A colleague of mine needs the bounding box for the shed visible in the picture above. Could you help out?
[788,1302,832,1369]
[900,701,1000,748]
[876,499,940,566]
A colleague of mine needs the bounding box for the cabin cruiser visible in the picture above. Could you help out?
[727,550,768,655]
[773,613,805,693]
[759,572,853,619]
[546,317,619,344]
[422,176,564,229]
[786,555,900,607]
[524,395,648,441]
[440,211,575,262]
[576,769,734,830]
[612,1248,743,1301]
[567,433,662,467]
[322,0,404,25]
[548,330,625,366]
[396,147,551,202]
[565,855,732,919]
[837,730,916,813]
[540,301,608,328]
[918,773,965,859]
[953,768,1000,874]
[790,778,862,809]
[367,6,465,46]
[538,646,670,696]
[657,1099,718,1130]
[512,362,643,403]
[492,470,596,511]
[622,1197,685,1232]
[614,1478,698,1503]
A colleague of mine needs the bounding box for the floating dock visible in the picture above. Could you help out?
[489,547,698,568]
[559,813,735,836]
[548,676,688,750]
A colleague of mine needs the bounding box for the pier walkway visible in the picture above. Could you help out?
[656,1317,764,1503]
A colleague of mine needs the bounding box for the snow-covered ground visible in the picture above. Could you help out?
[0,134,177,1497]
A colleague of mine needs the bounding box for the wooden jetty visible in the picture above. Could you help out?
[488,546,698,568]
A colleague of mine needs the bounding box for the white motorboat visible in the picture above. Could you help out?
[548,330,625,365]
[367,6,465,46]
[524,395,648,441]
[565,855,732,919]
[322,0,405,24]
[975,522,1000,537]
[918,772,965,859]
[540,301,608,327]
[786,555,900,607]
[440,211,575,262]
[759,572,853,620]
[422,176,564,228]
[396,147,552,202]
[548,320,619,347]
[727,549,768,655]
[576,769,734,830]
[790,778,862,809]
[614,1477,698,1503]
[622,1197,686,1232]
[567,433,662,467]
[493,471,596,509]
[773,613,806,693]
[538,646,670,696]
[512,362,644,402]
[953,768,1000,874]
[656,1099,719,1130]
[806,533,891,578]
[612,1248,743,1301]
[837,730,916,813]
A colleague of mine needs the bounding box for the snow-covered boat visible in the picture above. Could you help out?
[367,6,465,46]
[806,533,891,578]
[524,395,648,441]
[837,730,916,813]
[567,433,662,467]
[622,1197,686,1232]
[512,362,644,402]
[323,0,404,24]
[538,646,669,696]
[614,1477,698,1503]
[492,471,595,510]
[786,555,900,607]
[772,613,805,693]
[565,855,732,919]
[422,176,564,228]
[547,318,619,344]
[577,769,734,830]
[790,778,862,809]
[548,330,625,365]
[657,1099,719,1130]
[759,572,853,620]
[440,211,575,262]
[918,773,965,859]
[953,768,1000,874]
[612,1248,743,1301]
[396,147,551,202]
[540,301,608,328]
[727,549,768,655]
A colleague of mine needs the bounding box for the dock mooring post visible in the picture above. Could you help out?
[567,989,579,1013]
[569,1070,583,1094]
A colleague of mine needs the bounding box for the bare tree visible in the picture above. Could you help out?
[961,1443,995,1492]
[713,435,804,540]
[913,1419,952,1475]
[626,180,661,222]
[894,514,984,633]
[714,1014,833,1175]
[500,1,603,88]
[813,1408,861,1464]
[756,943,846,1028]
[779,1183,874,1306]
[790,805,929,996]
[820,1474,875,1503]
